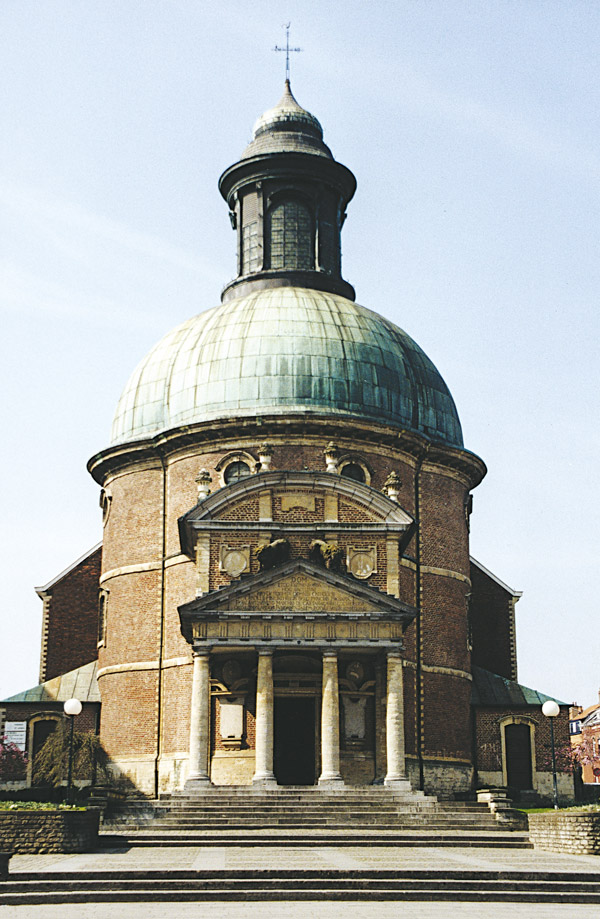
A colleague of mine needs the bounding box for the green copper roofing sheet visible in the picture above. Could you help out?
[1,661,100,704]
[111,287,463,448]
[471,667,566,707]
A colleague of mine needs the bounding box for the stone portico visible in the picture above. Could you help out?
[183,645,411,790]
[176,470,416,789]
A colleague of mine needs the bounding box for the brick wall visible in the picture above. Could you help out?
[92,427,482,790]
[41,546,102,681]
[474,705,571,785]
[470,562,515,680]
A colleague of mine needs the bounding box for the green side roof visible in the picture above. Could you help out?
[471,666,567,707]
[111,287,463,448]
[1,660,99,704]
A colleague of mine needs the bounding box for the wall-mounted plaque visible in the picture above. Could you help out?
[342,697,367,742]
[347,545,377,579]
[4,721,27,752]
[221,659,241,687]
[219,697,244,749]
[220,545,250,578]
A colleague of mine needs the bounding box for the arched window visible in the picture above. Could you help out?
[224,461,252,485]
[340,462,366,484]
[266,198,314,270]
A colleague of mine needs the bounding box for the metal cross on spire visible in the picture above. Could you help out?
[273,22,302,82]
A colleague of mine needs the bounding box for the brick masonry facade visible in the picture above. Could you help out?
[86,421,485,794]
[38,546,102,682]
[470,562,517,680]
[9,419,564,801]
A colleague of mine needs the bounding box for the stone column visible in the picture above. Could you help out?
[384,651,411,788]
[319,650,344,785]
[186,648,211,788]
[253,649,277,785]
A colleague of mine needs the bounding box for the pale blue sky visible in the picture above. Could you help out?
[1,1,598,707]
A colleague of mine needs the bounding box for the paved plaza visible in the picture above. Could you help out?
[8,842,600,874]
[3,844,599,917]
[2,903,600,919]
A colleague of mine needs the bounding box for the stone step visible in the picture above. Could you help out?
[8,868,600,903]
[130,818,498,827]
[99,832,531,848]
[169,785,437,802]
[170,787,433,794]
[111,802,484,814]
[115,809,478,820]
[112,822,499,833]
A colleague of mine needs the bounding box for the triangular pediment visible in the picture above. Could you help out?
[179,558,415,617]
[226,571,379,613]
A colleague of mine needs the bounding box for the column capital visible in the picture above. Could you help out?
[257,648,274,658]
[322,649,338,660]
[192,646,210,658]
[387,650,403,662]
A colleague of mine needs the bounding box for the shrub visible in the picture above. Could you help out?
[32,722,111,788]
[0,736,28,783]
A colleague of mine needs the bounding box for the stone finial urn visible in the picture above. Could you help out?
[324,442,340,473]
[383,471,401,502]
[195,469,212,501]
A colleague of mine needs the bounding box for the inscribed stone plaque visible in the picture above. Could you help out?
[219,697,244,742]
[342,697,367,740]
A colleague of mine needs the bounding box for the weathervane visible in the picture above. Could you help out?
[274,22,302,82]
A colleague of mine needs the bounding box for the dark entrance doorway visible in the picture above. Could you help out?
[505,722,533,790]
[274,697,316,785]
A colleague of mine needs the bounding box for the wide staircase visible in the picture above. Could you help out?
[4,791,600,904]
[99,786,530,849]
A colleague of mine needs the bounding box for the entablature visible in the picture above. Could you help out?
[179,558,416,645]
[188,611,406,649]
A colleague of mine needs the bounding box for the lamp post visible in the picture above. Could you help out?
[63,698,82,804]
[542,699,560,809]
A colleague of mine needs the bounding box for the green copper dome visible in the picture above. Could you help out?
[111,287,463,448]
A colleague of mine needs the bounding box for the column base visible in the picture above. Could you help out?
[384,774,412,790]
[184,773,212,793]
[252,772,278,787]
[318,773,345,786]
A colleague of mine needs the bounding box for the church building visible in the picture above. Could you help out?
[1,82,571,802]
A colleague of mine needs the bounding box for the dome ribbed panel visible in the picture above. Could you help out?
[110,288,463,448]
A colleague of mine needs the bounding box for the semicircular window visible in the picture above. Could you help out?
[340,463,366,483]
[224,461,252,485]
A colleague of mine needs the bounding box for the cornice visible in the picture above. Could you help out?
[87,413,487,490]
